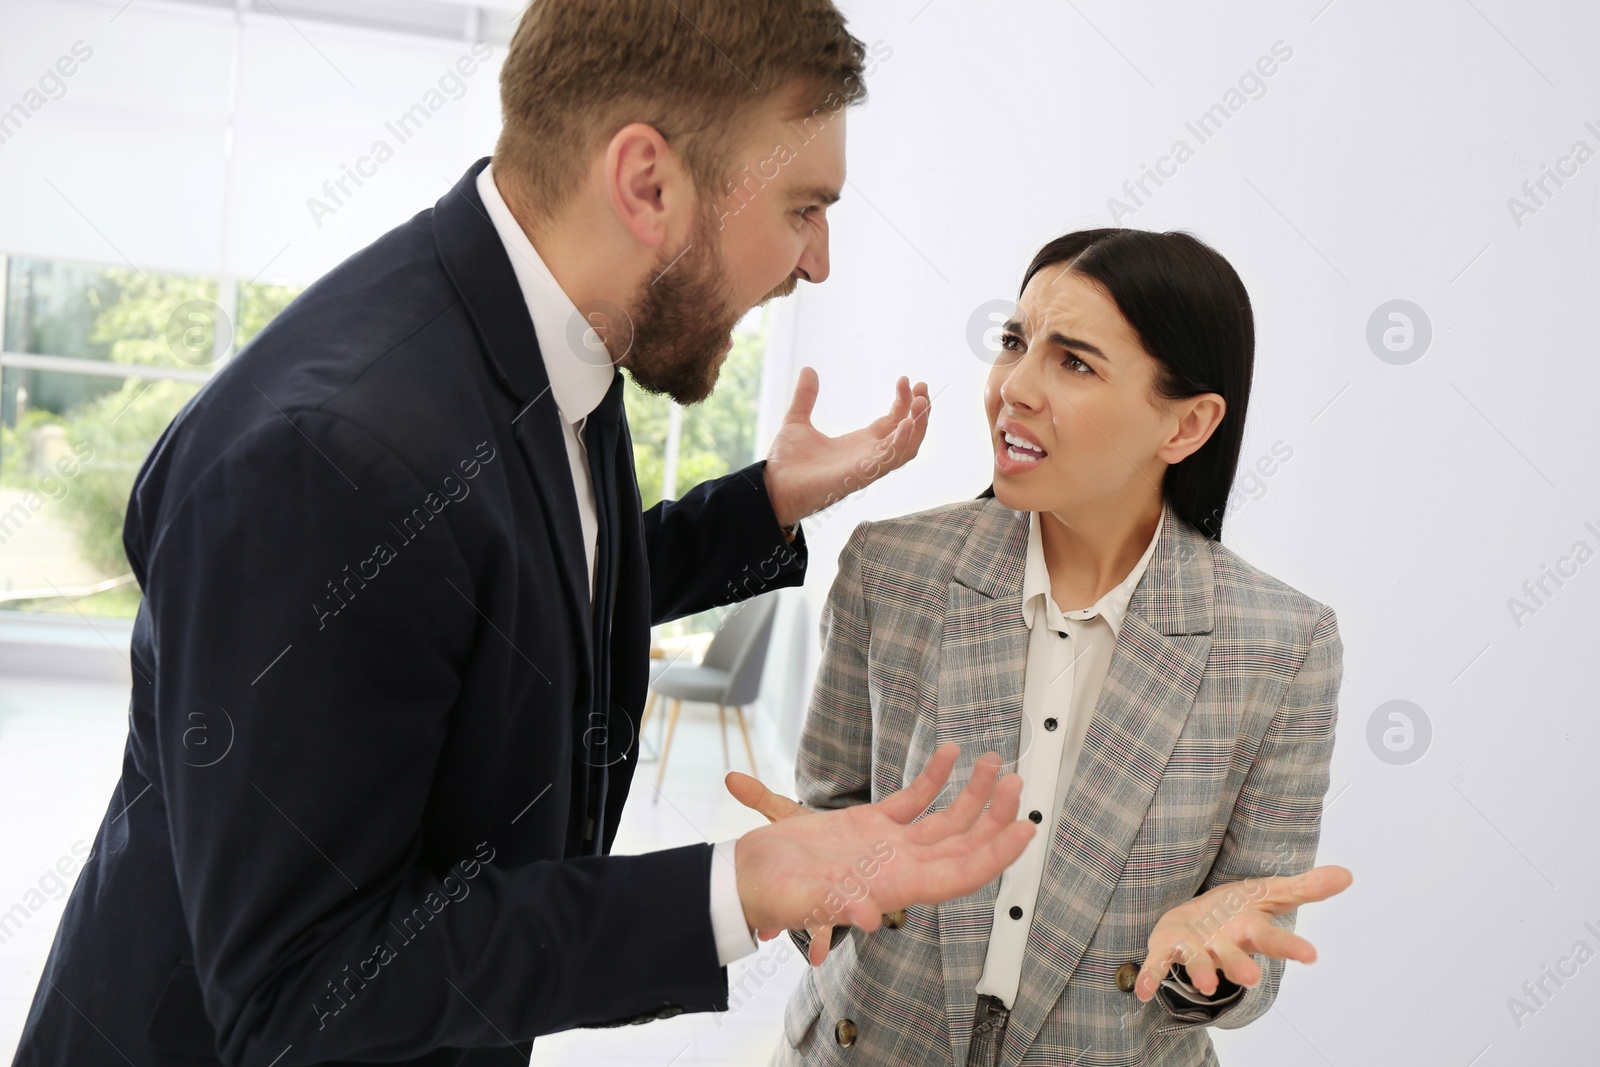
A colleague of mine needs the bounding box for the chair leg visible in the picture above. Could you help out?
[638,690,659,761]
[655,698,683,796]
[717,704,729,769]
[733,704,757,776]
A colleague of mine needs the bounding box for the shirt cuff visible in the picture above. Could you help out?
[710,838,758,966]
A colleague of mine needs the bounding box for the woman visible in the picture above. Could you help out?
[746,229,1351,1066]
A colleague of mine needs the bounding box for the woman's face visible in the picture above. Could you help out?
[984,266,1189,517]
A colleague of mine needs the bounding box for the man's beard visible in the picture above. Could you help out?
[624,211,797,405]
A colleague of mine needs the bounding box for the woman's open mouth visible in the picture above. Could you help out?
[1003,431,1047,463]
[994,422,1049,474]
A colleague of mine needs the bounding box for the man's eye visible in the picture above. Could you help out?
[999,333,1024,351]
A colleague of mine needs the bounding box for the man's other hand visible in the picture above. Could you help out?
[730,745,1031,966]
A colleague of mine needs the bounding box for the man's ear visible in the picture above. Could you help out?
[604,121,686,251]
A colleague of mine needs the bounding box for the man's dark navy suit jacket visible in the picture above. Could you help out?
[12,158,807,1067]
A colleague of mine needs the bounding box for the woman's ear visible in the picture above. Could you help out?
[603,122,685,250]
[1160,393,1226,465]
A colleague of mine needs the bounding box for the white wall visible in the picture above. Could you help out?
[758,0,1600,1062]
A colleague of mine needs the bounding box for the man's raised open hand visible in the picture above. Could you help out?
[762,367,931,529]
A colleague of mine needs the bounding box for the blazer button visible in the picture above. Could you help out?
[835,1018,859,1047]
[883,909,907,929]
[1115,961,1140,993]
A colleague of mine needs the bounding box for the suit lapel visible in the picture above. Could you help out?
[433,160,597,855]
[432,158,592,639]
[505,396,593,647]
[998,506,1215,1067]
[934,504,1030,1067]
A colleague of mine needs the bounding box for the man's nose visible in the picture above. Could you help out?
[795,224,830,284]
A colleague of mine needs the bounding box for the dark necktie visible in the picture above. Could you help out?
[580,372,625,855]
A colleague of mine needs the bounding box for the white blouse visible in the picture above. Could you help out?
[974,504,1164,1007]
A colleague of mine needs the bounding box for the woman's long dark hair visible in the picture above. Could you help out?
[980,228,1254,542]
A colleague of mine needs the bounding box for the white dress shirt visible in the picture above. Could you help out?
[477,164,758,968]
[974,504,1165,1007]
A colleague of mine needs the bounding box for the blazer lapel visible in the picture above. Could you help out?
[432,158,592,639]
[999,506,1215,1067]
[933,503,1030,1067]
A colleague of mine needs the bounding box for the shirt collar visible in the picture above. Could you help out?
[476,162,615,426]
[1021,501,1167,639]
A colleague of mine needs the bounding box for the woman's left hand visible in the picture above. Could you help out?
[1134,865,1354,1002]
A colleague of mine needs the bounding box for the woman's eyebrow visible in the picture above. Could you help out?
[1050,332,1110,362]
[1003,319,1111,363]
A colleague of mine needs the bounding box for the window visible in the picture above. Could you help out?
[625,303,773,638]
[0,256,305,618]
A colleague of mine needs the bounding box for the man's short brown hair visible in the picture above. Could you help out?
[495,0,868,220]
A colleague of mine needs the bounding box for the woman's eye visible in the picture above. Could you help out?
[1065,355,1094,376]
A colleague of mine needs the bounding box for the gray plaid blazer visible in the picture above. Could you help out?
[775,498,1343,1067]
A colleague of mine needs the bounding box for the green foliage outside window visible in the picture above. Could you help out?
[627,323,765,511]
[2,265,304,616]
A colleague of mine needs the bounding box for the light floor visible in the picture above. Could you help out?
[0,670,802,1066]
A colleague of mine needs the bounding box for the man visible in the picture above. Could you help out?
[11,2,1036,1065]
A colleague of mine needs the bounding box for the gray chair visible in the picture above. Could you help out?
[642,593,779,791]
